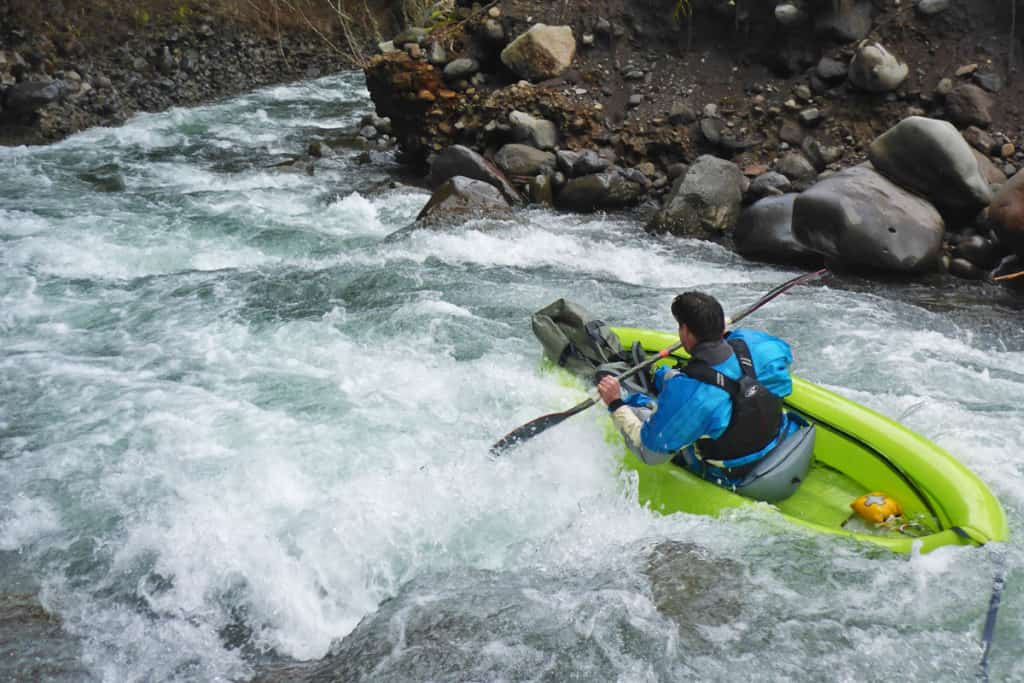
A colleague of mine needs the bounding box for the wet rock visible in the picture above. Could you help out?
[988,172,1024,259]
[848,41,907,92]
[648,154,745,239]
[428,144,521,204]
[955,233,1003,270]
[945,83,994,128]
[509,110,558,150]
[494,143,557,177]
[77,163,126,192]
[500,24,576,82]
[793,164,945,274]
[556,168,644,212]
[736,194,823,267]
[868,116,992,214]
[416,176,512,225]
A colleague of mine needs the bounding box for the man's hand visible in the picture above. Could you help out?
[597,375,621,406]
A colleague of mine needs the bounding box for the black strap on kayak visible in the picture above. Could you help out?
[979,550,1007,681]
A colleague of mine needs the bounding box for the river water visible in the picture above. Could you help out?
[1,72,1023,682]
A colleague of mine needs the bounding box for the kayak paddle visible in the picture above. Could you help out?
[489,268,830,456]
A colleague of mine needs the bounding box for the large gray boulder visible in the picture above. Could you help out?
[868,116,993,214]
[415,176,512,225]
[500,24,576,82]
[555,169,644,212]
[648,155,745,238]
[792,164,945,274]
[493,143,557,177]
[428,145,521,204]
[735,194,823,267]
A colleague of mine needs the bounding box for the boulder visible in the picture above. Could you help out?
[848,41,907,92]
[945,83,995,128]
[868,116,992,214]
[648,155,745,238]
[735,194,823,267]
[443,57,479,81]
[509,110,558,150]
[987,172,1024,259]
[3,80,65,114]
[573,149,611,176]
[415,176,512,225]
[428,145,521,204]
[493,143,557,177]
[556,169,644,212]
[500,24,576,82]
[792,164,945,274]
[749,172,792,197]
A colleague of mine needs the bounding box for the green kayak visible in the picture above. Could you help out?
[606,327,1008,554]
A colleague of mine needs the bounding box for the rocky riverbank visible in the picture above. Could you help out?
[363,0,1024,290]
[0,1,385,146]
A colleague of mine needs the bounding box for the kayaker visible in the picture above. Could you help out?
[596,291,805,488]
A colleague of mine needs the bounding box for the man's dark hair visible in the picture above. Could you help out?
[671,292,725,342]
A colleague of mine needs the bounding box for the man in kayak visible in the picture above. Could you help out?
[596,291,804,488]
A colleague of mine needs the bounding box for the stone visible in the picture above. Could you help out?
[628,94,643,107]
[775,3,808,26]
[868,116,992,214]
[848,41,908,92]
[500,24,576,82]
[945,83,994,128]
[648,154,745,238]
[735,194,823,267]
[427,42,447,65]
[749,171,792,197]
[971,149,1007,187]
[307,140,334,158]
[776,152,817,184]
[556,169,644,212]
[779,119,805,145]
[415,176,512,225]
[802,137,844,171]
[792,164,945,274]
[528,174,554,206]
[509,110,558,150]
[954,233,1002,270]
[816,56,849,84]
[974,72,1003,93]
[493,143,557,177]
[962,126,997,154]
[1002,143,1016,158]
[2,79,65,114]
[443,58,479,81]
[669,101,697,124]
[573,149,611,176]
[987,173,1024,259]
[798,108,822,126]
[429,145,521,204]
[935,78,954,97]
[916,0,950,15]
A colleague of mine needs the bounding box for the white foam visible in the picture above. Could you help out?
[0,495,62,550]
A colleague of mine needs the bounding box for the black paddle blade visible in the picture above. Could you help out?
[489,397,596,456]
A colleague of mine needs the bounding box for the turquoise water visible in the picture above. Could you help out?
[1,72,1023,682]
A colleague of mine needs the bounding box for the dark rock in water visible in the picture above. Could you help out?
[948,256,988,280]
[736,194,823,268]
[649,154,745,239]
[416,175,512,225]
[429,145,521,204]
[77,163,127,192]
[955,233,1003,270]
[644,541,743,650]
[556,169,643,212]
[793,164,945,274]
[0,593,87,681]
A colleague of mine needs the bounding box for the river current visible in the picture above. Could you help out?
[2,72,1023,682]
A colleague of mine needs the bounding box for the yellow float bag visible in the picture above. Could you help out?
[851,492,903,524]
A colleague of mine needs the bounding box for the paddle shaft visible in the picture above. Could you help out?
[489,268,829,455]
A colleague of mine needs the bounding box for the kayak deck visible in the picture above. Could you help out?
[610,327,1007,554]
